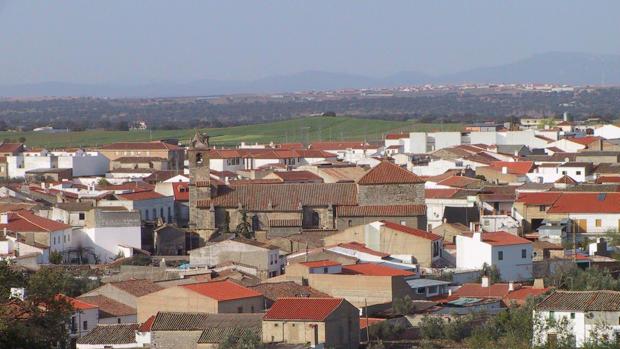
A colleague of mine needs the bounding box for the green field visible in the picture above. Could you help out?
[0,116,463,148]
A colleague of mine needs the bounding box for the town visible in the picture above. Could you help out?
[3,115,620,348]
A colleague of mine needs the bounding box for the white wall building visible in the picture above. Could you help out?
[594,124,620,140]
[7,149,109,178]
[456,231,532,281]
[534,291,620,348]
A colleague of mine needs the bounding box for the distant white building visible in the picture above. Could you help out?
[7,149,109,178]
[456,231,532,281]
[594,124,620,140]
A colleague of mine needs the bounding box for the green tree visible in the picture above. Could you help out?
[0,260,25,300]
[218,331,263,349]
[419,316,445,340]
[392,295,413,315]
[479,263,501,284]
[49,251,63,264]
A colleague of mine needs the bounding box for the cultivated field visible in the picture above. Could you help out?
[0,116,463,148]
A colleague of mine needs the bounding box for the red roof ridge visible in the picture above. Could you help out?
[380,220,442,241]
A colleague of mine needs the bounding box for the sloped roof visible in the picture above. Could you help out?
[0,143,23,153]
[0,210,71,233]
[108,279,163,297]
[151,312,263,331]
[77,295,136,317]
[76,324,139,345]
[488,161,535,175]
[425,188,461,199]
[336,205,426,217]
[554,175,577,185]
[516,192,563,205]
[436,176,482,188]
[385,133,409,140]
[462,231,531,246]
[381,220,442,241]
[263,298,344,321]
[249,282,330,302]
[341,263,415,277]
[272,171,323,182]
[300,260,341,268]
[198,183,357,211]
[358,161,424,185]
[181,280,262,301]
[566,136,602,146]
[336,242,389,258]
[57,294,98,311]
[536,290,620,312]
[547,192,620,213]
[116,190,165,201]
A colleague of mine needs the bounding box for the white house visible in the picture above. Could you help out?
[594,124,620,140]
[545,192,620,235]
[425,190,476,229]
[98,191,175,223]
[62,295,100,341]
[534,291,620,347]
[546,139,586,153]
[7,149,109,178]
[0,210,73,263]
[456,231,532,281]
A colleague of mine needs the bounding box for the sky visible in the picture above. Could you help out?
[1,0,619,84]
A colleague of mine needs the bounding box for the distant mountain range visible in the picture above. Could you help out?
[2,52,620,98]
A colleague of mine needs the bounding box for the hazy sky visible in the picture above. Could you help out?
[1,0,619,84]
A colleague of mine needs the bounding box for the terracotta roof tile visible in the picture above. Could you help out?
[0,210,71,233]
[172,182,189,201]
[425,188,461,199]
[554,175,577,184]
[116,190,165,201]
[249,282,331,302]
[109,279,163,297]
[272,171,323,182]
[336,205,426,217]
[547,192,620,213]
[461,231,531,246]
[198,183,357,211]
[57,294,98,311]
[381,221,442,241]
[358,161,424,185]
[488,161,535,175]
[516,192,563,205]
[181,280,262,301]
[263,298,344,321]
[385,133,409,140]
[336,242,390,258]
[77,324,139,345]
[536,290,620,312]
[341,263,415,277]
[77,295,136,317]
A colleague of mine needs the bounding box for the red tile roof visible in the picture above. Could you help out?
[263,298,344,321]
[488,161,535,175]
[172,182,189,201]
[425,188,461,199]
[436,176,481,188]
[385,133,409,140]
[77,295,136,317]
[300,260,342,268]
[139,315,155,332]
[566,136,602,146]
[462,231,531,246]
[596,176,620,184]
[337,242,389,258]
[336,205,426,217]
[360,317,386,330]
[117,190,165,201]
[516,192,562,205]
[358,161,424,185]
[554,175,577,185]
[503,287,550,305]
[547,192,620,213]
[0,210,71,233]
[0,143,23,153]
[57,294,98,311]
[272,171,323,182]
[381,221,442,241]
[182,280,262,301]
[341,263,415,277]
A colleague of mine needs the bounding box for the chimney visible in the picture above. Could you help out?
[473,231,482,242]
[0,212,8,225]
[501,166,508,174]
[448,289,452,296]
[508,281,515,292]
[481,276,490,288]
[10,287,26,301]
[533,278,545,289]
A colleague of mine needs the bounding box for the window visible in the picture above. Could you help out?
[539,205,546,212]
[400,220,406,226]
[323,267,328,273]
[562,171,567,175]
[83,321,88,331]
[522,249,527,259]
[549,311,555,319]
[570,313,575,319]
[237,306,243,313]
[498,251,504,261]
[117,318,121,324]
[79,212,85,220]
[576,171,582,175]
[417,287,425,294]
[348,219,352,227]
[145,210,149,220]
[251,306,254,312]
[596,219,602,228]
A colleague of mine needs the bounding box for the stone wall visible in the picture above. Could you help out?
[357,183,424,206]
[152,330,201,349]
